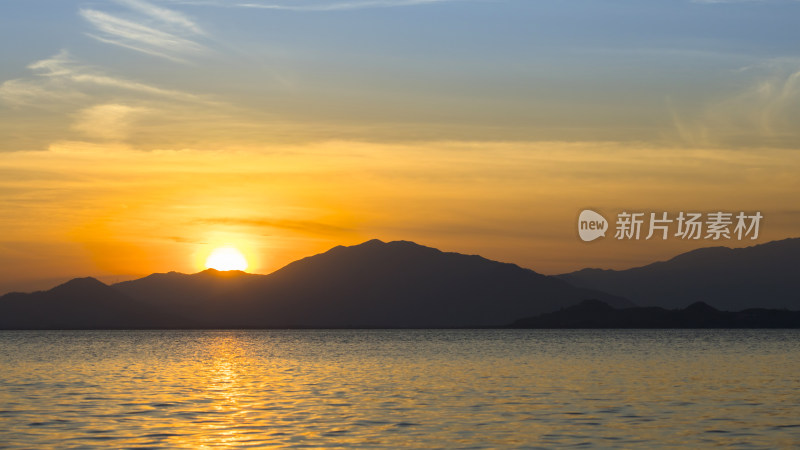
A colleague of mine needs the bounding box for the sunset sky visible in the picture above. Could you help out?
[2,0,799,293]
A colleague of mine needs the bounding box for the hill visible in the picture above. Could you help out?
[509,299,800,328]
[1,240,632,329]
[0,277,175,329]
[557,238,800,310]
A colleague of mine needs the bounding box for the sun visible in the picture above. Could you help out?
[205,247,249,271]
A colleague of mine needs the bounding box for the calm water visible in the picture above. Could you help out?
[1,330,799,448]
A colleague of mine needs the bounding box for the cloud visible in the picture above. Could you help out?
[179,0,456,11]
[3,50,206,104]
[0,51,95,111]
[0,78,86,107]
[72,104,150,140]
[116,0,204,34]
[84,32,192,63]
[167,236,205,244]
[670,58,800,148]
[80,0,206,62]
[691,0,771,3]
[0,51,204,108]
[199,217,355,235]
[0,51,225,150]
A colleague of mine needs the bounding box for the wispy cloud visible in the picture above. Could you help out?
[117,0,205,34]
[199,217,355,235]
[166,236,204,244]
[72,104,151,140]
[0,78,87,107]
[175,0,457,11]
[0,51,86,107]
[77,0,460,62]
[80,0,206,62]
[84,31,192,63]
[0,50,223,149]
[670,58,800,148]
[691,0,770,3]
[13,50,206,103]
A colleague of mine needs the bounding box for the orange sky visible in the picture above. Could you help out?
[1,139,798,293]
[2,0,800,293]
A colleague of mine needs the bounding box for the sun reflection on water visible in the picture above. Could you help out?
[1,330,799,448]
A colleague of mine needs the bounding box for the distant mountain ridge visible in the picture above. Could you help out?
[557,238,800,310]
[509,299,800,328]
[1,239,632,329]
[3,238,797,329]
[0,277,176,329]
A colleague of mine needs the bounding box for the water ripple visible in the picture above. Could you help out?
[0,329,799,448]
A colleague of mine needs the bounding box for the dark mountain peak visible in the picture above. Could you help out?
[387,239,428,248]
[5,238,634,328]
[0,275,181,329]
[49,277,109,295]
[319,239,380,256]
[747,237,800,248]
[557,237,800,310]
[665,238,800,266]
[294,239,440,268]
[665,246,732,265]
[61,276,104,285]
[510,300,800,328]
[5,240,634,329]
[358,238,386,247]
[568,239,800,277]
[508,298,619,328]
[684,301,718,313]
[343,239,434,253]
[286,239,522,279]
[133,271,187,282]
[327,239,396,253]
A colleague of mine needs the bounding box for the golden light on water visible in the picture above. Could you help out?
[3,330,798,447]
[205,247,249,271]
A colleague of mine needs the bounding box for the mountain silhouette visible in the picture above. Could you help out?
[114,239,633,327]
[1,239,632,329]
[557,238,800,310]
[509,299,800,328]
[0,277,176,329]
[112,269,264,324]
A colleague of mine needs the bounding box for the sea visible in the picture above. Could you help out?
[1,329,799,448]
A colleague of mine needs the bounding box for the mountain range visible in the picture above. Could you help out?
[0,239,630,329]
[509,299,800,328]
[1,238,797,329]
[557,238,800,310]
